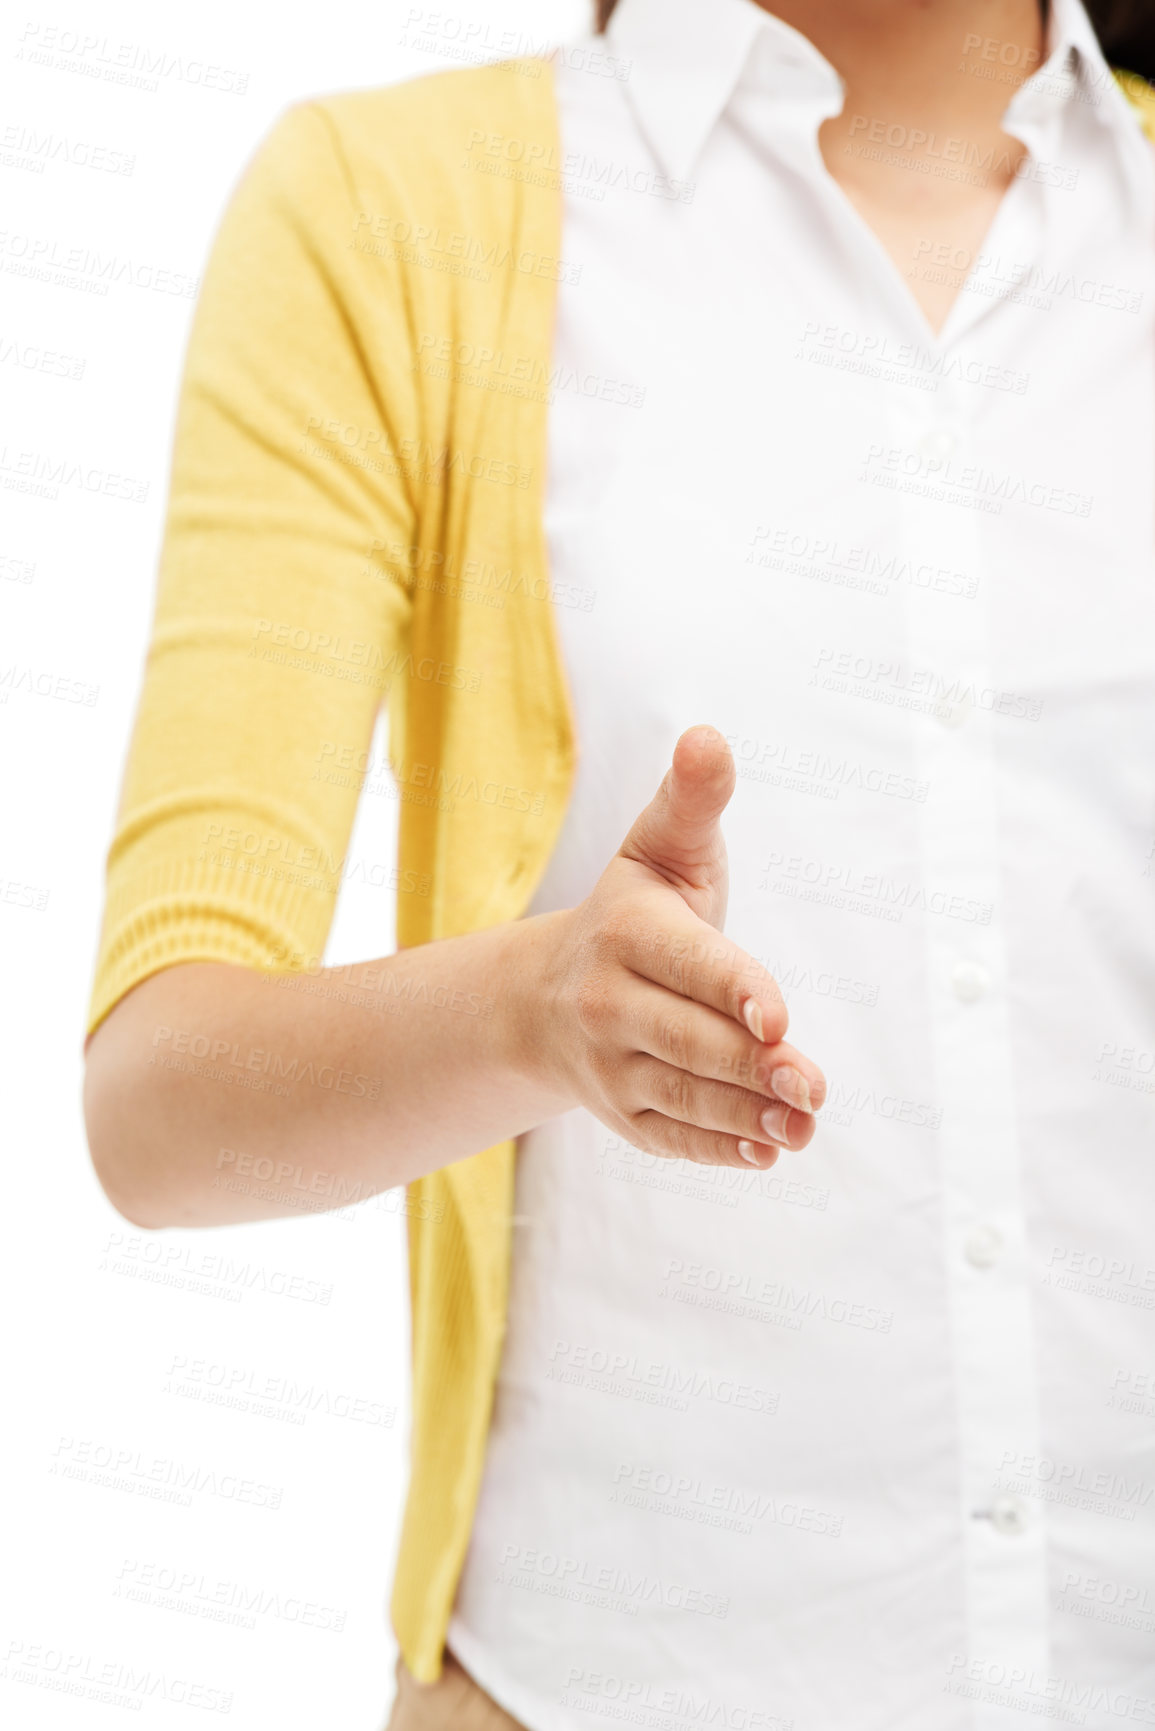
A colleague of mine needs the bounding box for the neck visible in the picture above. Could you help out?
[759,0,1048,131]
[754,0,1051,335]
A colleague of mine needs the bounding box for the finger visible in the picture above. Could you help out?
[618,725,735,900]
[618,975,827,1112]
[627,1111,783,1170]
[615,883,791,1047]
[745,1037,828,1114]
[625,1055,817,1150]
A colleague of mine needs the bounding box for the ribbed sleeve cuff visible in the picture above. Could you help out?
[86,852,340,1036]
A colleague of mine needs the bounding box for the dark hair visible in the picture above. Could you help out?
[594,0,1155,83]
[1088,0,1155,76]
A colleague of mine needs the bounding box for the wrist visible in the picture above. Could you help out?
[494,908,577,1110]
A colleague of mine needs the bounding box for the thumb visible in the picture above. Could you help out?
[620,725,735,904]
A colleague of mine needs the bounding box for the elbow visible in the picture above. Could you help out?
[97,1178,164,1233]
[83,1042,168,1231]
[85,1130,165,1231]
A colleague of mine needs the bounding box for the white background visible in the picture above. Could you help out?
[0,1,584,1725]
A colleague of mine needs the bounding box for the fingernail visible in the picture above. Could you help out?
[771,1066,811,1112]
[760,1103,792,1144]
[738,1139,777,1167]
[742,998,764,1042]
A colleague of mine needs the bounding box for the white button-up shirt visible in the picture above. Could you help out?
[449,0,1155,1725]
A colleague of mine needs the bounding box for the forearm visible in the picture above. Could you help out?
[83,911,576,1229]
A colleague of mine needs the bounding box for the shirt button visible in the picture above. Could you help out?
[964,1224,1003,1268]
[917,427,957,461]
[951,960,990,1002]
[989,1494,1029,1535]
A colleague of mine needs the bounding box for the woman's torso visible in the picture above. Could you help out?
[449,9,1155,1726]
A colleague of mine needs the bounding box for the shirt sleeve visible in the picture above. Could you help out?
[86,100,417,1037]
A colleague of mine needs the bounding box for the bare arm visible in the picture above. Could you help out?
[82,913,578,1230]
[84,729,827,1230]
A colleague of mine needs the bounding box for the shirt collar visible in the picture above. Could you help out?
[606,0,1132,182]
[606,0,840,183]
[1003,0,1118,126]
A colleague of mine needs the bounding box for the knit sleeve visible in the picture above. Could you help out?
[86,101,417,1037]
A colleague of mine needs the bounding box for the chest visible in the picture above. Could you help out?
[540,108,1155,917]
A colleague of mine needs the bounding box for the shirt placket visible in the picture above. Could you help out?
[893,311,1050,1712]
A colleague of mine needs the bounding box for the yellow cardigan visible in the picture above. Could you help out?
[88,56,1155,1683]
